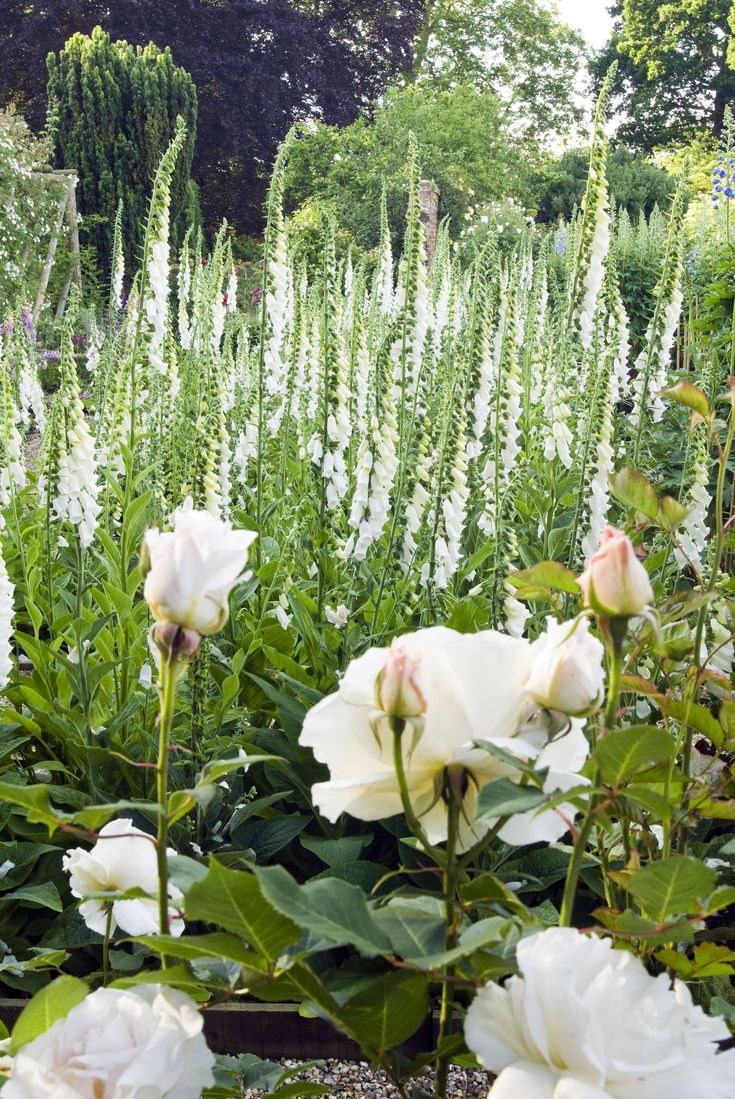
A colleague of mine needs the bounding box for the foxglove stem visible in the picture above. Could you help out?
[435,787,461,1099]
[156,651,177,951]
[559,620,624,927]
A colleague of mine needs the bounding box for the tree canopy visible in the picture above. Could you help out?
[596,0,735,149]
[0,1,423,237]
[410,0,586,146]
[285,82,515,250]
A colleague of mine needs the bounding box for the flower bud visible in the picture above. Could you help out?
[143,502,256,635]
[577,526,653,617]
[525,617,604,717]
[376,643,427,719]
[150,622,201,664]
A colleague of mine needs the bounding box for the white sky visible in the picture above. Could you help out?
[550,0,614,49]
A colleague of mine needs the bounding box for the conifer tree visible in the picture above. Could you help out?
[47,26,199,280]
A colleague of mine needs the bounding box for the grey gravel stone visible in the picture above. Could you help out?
[242,1057,491,1098]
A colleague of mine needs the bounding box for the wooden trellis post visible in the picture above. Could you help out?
[31,169,81,324]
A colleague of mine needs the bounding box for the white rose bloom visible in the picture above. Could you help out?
[63,819,184,937]
[4,984,215,1099]
[300,627,589,852]
[525,617,605,717]
[143,502,256,635]
[465,927,735,1099]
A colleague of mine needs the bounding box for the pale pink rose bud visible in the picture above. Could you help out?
[577,526,654,617]
[376,643,427,719]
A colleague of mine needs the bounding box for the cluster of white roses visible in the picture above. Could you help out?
[301,525,653,850]
[29,518,689,1099]
[301,619,602,850]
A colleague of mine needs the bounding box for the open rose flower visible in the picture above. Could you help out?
[300,626,589,852]
[465,927,735,1099]
[578,526,653,617]
[525,617,605,717]
[143,501,256,635]
[4,984,215,1099]
[63,819,184,937]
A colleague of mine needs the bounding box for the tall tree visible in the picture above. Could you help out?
[47,27,198,276]
[0,1,423,236]
[406,0,587,146]
[596,0,735,149]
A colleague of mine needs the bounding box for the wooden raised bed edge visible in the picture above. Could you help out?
[0,999,436,1060]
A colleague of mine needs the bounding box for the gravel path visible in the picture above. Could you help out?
[243,1059,491,1098]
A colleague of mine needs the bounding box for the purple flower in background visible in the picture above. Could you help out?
[72,333,85,348]
[21,307,36,342]
[42,349,61,363]
[1,319,13,336]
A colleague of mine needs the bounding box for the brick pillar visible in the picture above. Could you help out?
[418,179,440,265]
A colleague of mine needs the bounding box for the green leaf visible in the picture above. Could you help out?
[10,975,88,1052]
[621,787,672,822]
[593,906,695,946]
[609,467,659,520]
[659,699,723,747]
[247,674,306,737]
[236,817,310,862]
[0,781,59,829]
[2,881,62,912]
[241,1055,285,1091]
[299,834,371,868]
[507,561,580,595]
[372,900,447,962]
[711,996,735,1026]
[592,727,676,785]
[184,860,300,961]
[475,778,545,820]
[658,381,711,420]
[167,855,208,895]
[264,1084,329,1098]
[253,865,392,958]
[657,495,689,531]
[628,857,716,921]
[340,971,428,1054]
[131,933,267,971]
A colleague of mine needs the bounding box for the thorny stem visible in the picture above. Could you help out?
[435,789,461,1099]
[559,619,624,927]
[156,652,178,955]
[102,903,113,986]
[390,717,439,861]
